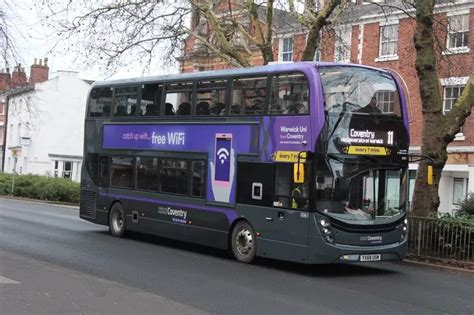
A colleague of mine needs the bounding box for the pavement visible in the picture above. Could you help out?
[0,251,205,315]
[1,197,473,315]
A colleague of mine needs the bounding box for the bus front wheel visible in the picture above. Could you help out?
[231,221,256,263]
[109,203,126,237]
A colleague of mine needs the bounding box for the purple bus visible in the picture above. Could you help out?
[80,62,409,264]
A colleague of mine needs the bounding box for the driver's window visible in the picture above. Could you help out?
[274,163,310,210]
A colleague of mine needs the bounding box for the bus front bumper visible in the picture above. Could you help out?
[307,236,407,264]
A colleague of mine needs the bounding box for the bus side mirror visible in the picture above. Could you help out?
[427,165,433,185]
[294,163,305,183]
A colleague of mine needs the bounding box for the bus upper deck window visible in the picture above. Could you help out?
[231,77,267,115]
[196,80,227,116]
[165,82,193,116]
[89,87,112,118]
[141,84,162,116]
[270,73,309,115]
[114,86,139,117]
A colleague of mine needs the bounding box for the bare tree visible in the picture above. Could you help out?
[40,0,346,69]
[0,1,20,70]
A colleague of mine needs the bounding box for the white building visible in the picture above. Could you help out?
[3,70,91,182]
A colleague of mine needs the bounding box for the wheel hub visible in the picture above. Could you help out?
[236,229,253,256]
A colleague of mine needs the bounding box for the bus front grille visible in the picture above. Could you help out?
[80,190,96,218]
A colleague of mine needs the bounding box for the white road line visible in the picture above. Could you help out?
[0,275,21,284]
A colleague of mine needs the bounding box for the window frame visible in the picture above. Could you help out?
[112,85,141,118]
[280,37,294,62]
[446,13,469,51]
[441,78,467,139]
[109,156,136,189]
[87,86,114,118]
[268,71,311,116]
[334,26,352,63]
[378,23,399,58]
[452,178,468,205]
[229,75,271,116]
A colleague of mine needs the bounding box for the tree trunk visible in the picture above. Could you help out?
[411,0,474,216]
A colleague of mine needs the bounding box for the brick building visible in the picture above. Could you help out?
[180,0,474,213]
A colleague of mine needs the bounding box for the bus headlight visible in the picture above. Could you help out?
[401,217,408,240]
[320,219,330,227]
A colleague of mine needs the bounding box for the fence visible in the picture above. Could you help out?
[407,216,473,262]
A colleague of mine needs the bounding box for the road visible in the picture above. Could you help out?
[0,198,473,315]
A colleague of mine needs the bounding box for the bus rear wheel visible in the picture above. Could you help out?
[109,203,126,237]
[231,221,256,263]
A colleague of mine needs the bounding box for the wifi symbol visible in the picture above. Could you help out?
[217,148,230,164]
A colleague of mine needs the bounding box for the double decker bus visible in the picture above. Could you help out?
[80,62,410,264]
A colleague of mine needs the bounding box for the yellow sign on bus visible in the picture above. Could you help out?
[347,146,389,156]
[274,151,306,163]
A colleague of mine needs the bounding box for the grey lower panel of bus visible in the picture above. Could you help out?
[80,188,407,264]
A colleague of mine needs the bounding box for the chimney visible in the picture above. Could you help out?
[0,68,11,92]
[29,57,50,85]
[11,64,28,88]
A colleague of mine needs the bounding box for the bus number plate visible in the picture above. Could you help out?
[360,254,381,262]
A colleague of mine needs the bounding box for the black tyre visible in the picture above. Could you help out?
[109,203,126,237]
[231,221,256,263]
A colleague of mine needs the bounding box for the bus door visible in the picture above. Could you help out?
[97,155,109,210]
[237,162,310,263]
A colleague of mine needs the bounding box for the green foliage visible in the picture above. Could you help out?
[0,173,79,204]
[458,193,474,216]
[427,211,474,226]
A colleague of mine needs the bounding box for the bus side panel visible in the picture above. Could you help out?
[237,205,309,264]
[108,190,229,249]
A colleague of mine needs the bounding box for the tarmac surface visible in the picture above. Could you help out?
[0,198,473,315]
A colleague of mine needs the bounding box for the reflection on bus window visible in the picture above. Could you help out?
[315,156,407,221]
[89,87,112,117]
[159,159,188,194]
[136,157,159,191]
[191,161,205,197]
[320,67,401,117]
[110,157,134,188]
[270,73,309,115]
[231,77,267,115]
[196,80,227,116]
[114,86,138,117]
[141,84,161,116]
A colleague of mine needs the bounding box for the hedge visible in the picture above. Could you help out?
[0,173,80,204]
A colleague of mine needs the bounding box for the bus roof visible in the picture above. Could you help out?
[92,62,391,88]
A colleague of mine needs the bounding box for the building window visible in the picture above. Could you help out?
[63,161,73,179]
[280,37,293,62]
[379,24,398,57]
[453,178,468,205]
[447,14,469,50]
[334,27,351,62]
[54,161,59,177]
[443,85,464,114]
